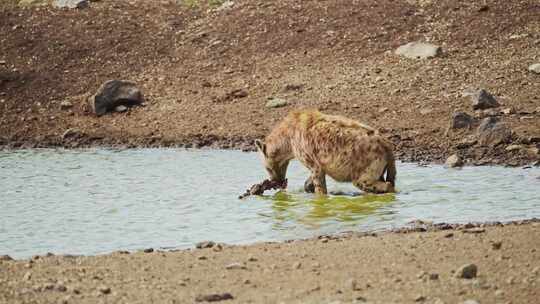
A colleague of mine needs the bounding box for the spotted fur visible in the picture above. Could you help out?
[255,110,396,195]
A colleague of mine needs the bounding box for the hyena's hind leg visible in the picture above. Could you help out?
[353,159,394,194]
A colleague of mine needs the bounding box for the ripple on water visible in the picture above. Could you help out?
[0,148,539,258]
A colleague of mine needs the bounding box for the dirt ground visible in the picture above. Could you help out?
[1,221,539,304]
[0,0,539,165]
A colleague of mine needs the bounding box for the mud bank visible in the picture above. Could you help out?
[1,220,539,303]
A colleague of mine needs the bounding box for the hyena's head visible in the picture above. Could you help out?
[255,139,290,183]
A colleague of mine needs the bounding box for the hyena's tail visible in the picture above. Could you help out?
[385,155,396,187]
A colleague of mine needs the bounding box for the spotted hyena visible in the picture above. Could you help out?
[255,110,396,195]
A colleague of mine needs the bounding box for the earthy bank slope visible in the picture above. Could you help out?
[1,0,539,165]
[1,222,539,304]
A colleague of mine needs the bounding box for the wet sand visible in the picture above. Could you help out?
[1,221,539,304]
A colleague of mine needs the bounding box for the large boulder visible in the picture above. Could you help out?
[395,42,442,59]
[471,89,499,110]
[477,117,512,147]
[89,80,143,116]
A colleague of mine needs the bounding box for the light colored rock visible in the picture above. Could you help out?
[462,300,479,304]
[265,98,288,108]
[395,42,442,59]
[53,0,89,9]
[60,100,73,110]
[114,105,128,113]
[528,63,540,74]
[225,262,246,270]
[505,144,522,152]
[445,154,463,168]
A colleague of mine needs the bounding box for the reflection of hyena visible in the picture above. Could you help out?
[255,110,396,195]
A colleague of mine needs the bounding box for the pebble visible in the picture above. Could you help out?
[196,241,215,249]
[415,295,426,302]
[429,273,439,280]
[265,98,288,108]
[347,278,360,290]
[114,105,128,113]
[445,154,463,168]
[292,262,302,269]
[23,272,32,281]
[495,289,504,297]
[462,300,479,304]
[455,263,478,279]
[195,293,233,302]
[528,63,540,74]
[225,262,246,270]
[143,248,154,253]
[98,286,111,294]
[491,241,502,250]
[0,255,13,261]
[462,228,485,234]
[247,255,257,262]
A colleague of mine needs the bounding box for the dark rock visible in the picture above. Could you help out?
[471,89,499,110]
[89,80,143,116]
[196,241,215,249]
[491,241,502,250]
[143,248,154,253]
[98,286,111,294]
[195,293,234,302]
[477,117,512,146]
[0,255,13,261]
[455,263,478,279]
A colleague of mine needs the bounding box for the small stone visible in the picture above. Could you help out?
[247,255,257,262]
[528,63,540,74]
[0,255,13,261]
[265,98,288,108]
[292,262,302,269]
[23,272,32,281]
[506,277,515,284]
[462,300,479,304]
[348,278,360,290]
[195,293,233,302]
[225,262,246,270]
[53,0,89,9]
[429,273,439,280]
[395,42,442,59]
[196,241,215,249]
[98,286,110,294]
[451,112,473,129]
[462,228,485,234]
[379,107,389,113]
[143,248,154,253]
[495,290,504,297]
[56,284,67,292]
[230,89,248,98]
[415,295,426,302]
[114,105,128,113]
[445,154,463,168]
[471,89,499,110]
[505,144,522,152]
[501,107,515,115]
[455,263,478,279]
[60,100,73,110]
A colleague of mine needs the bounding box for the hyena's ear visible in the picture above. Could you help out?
[255,139,267,157]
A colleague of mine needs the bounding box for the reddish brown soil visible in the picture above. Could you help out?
[1,0,539,165]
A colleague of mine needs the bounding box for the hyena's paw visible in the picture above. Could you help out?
[304,176,315,193]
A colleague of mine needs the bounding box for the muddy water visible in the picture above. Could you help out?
[1,149,539,258]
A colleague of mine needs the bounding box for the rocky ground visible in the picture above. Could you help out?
[1,220,539,304]
[0,0,539,165]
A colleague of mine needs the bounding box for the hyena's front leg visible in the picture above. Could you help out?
[304,176,315,193]
[310,171,327,195]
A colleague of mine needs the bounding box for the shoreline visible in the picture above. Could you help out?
[1,219,539,303]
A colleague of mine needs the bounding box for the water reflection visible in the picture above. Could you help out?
[265,191,396,229]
